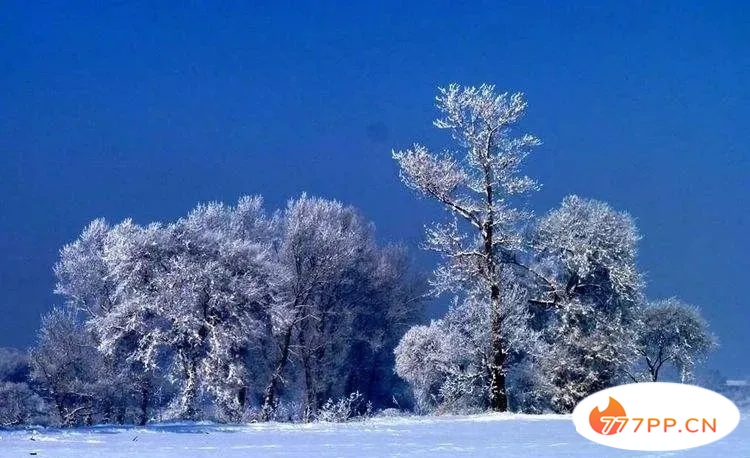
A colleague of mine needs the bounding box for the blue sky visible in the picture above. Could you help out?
[1,1,748,376]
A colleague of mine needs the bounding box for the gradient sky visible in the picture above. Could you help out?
[1,1,748,377]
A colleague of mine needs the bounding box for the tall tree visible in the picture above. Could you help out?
[158,203,278,419]
[262,194,367,419]
[393,84,541,411]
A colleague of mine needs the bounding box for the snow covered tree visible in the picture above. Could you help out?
[394,322,449,412]
[54,218,114,317]
[262,194,370,419]
[30,308,100,426]
[395,271,538,413]
[393,83,541,411]
[0,348,48,427]
[51,194,423,423]
[157,204,276,419]
[255,195,425,419]
[94,200,279,421]
[83,219,174,424]
[439,272,541,412]
[635,298,717,383]
[534,195,643,309]
[534,195,643,412]
[56,218,180,424]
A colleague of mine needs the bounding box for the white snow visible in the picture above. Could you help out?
[0,414,747,457]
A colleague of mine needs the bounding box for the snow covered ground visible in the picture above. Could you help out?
[1,414,747,457]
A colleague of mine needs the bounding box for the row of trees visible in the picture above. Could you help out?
[9,195,424,426]
[392,84,717,414]
[0,82,718,426]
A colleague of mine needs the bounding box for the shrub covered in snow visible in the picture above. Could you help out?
[316,392,372,422]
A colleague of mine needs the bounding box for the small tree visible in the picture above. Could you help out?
[393,84,541,411]
[636,298,717,382]
[394,323,449,412]
[0,348,48,427]
[30,308,100,426]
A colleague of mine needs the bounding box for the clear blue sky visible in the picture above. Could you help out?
[1,1,748,377]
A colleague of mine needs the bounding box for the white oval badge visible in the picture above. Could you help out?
[571,382,740,451]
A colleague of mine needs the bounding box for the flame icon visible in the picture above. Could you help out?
[589,397,627,435]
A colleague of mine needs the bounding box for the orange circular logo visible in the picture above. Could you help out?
[589,397,627,435]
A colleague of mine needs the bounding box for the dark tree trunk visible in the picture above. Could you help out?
[489,283,508,411]
[237,386,247,410]
[298,325,317,420]
[483,152,508,412]
[53,395,67,426]
[116,407,125,425]
[139,381,150,426]
[262,323,294,420]
[181,357,199,420]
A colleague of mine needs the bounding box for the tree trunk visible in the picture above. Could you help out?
[483,152,507,411]
[181,357,199,420]
[301,358,316,420]
[261,323,294,420]
[298,326,317,420]
[489,283,508,411]
[116,407,125,425]
[237,386,247,410]
[53,394,67,427]
[139,380,150,426]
